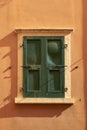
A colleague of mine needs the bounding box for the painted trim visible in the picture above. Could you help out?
[15,97,75,104]
[15,29,73,103]
[15,28,73,34]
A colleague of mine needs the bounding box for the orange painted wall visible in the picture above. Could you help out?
[0,0,86,130]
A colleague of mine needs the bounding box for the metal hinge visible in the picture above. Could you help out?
[21,65,32,69]
[54,65,67,68]
[64,87,68,92]
[20,43,24,47]
[19,87,24,92]
[62,44,68,49]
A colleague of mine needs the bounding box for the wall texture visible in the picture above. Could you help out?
[0,0,86,130]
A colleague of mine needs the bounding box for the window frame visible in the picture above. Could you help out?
[15,29,74,104]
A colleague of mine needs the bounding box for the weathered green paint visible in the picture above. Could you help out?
[23,36,65,98]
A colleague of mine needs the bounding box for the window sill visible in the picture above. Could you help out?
[15,97,75,104]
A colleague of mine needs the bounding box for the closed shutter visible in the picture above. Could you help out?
[46,37,65,97]
[23,37,42,97]
[23,36,65,98]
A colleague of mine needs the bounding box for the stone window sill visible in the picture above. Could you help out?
[15,97,75,104]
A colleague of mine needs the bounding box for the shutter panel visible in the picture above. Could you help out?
[46,37,65,97]
[23,37,42,97]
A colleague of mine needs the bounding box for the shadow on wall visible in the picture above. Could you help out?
[0,0,12,7]
[83,0,87,130]
[0,31,72,118]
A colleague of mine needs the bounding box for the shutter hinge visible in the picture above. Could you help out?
[21,65,32,69]
[64,87,68,92]
[62,44,68,49]
[19,87,24,92]
[55,65,67,68]
[20,43,24,47]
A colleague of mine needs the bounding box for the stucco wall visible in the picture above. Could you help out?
[0,0,86,130]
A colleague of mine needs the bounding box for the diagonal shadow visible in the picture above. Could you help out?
[83,0,87,130]
[0,0,13,7]
[0,31,73,118]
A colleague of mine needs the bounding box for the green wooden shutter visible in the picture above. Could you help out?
[23,36,65,98]
[45,37,65,97]
[23,37,42,97]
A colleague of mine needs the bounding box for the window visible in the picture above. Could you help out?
[23,36,65,98]
[15,29,74,104]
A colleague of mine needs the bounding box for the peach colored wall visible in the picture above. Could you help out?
[0,0,86,130]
